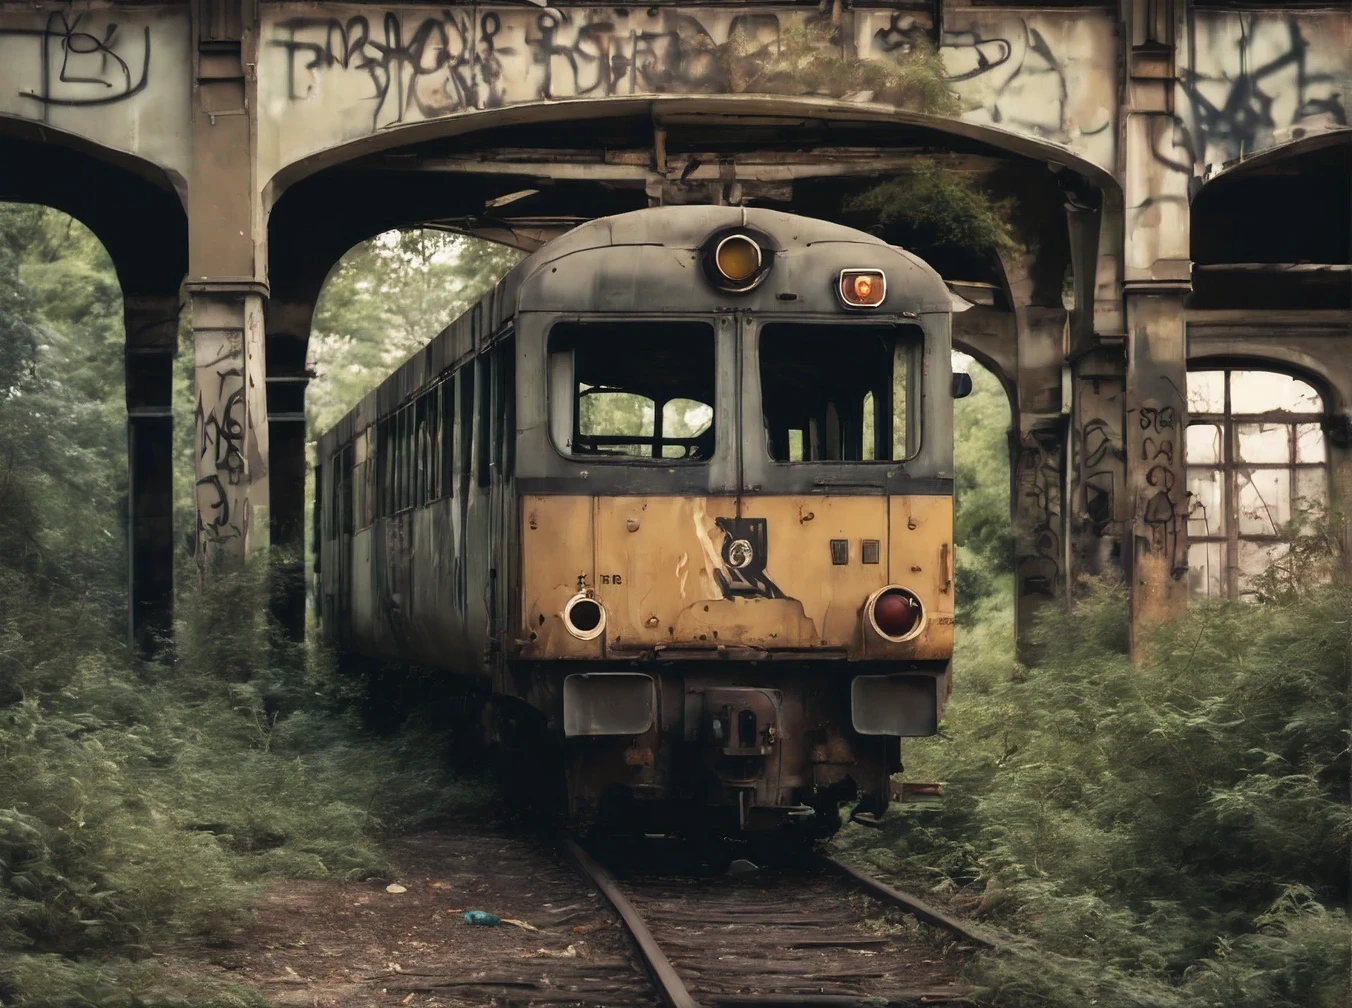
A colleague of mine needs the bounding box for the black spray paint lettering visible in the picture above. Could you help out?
[272,8,787,127]
[271,11,516,129]
[3,12,150,107]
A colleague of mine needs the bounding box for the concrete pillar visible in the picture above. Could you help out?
[1012,306,1070,657]
[188,288,269,567]
[124,295,181,656]
[1124,291,1188,652]
[1121,0,1193,656]
[1330,417,1352,577]
[188,0,269,573]
[1069,346,1127,582]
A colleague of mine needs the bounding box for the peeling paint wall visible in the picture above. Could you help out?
[0,4,190,181]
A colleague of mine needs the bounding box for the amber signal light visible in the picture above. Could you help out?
[839,269,886,308]
[714,235,763,286]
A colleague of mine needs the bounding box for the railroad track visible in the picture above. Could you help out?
[561,835,992,1008]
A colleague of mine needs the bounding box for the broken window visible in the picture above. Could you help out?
[1185,369,1328,601]
[548,322,715,461]
[760,323,918,462]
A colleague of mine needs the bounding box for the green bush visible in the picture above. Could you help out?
[837,579,1351,1007]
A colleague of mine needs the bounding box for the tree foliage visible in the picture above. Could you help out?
[308,230,522,434]
[0,211,495,1005]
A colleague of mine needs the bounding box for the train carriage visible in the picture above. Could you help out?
[315,205,966,841]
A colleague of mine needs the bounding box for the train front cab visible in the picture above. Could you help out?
[508,208,961,838]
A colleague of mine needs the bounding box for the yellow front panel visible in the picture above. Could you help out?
[518,494,954,661]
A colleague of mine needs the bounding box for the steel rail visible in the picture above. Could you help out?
[819,854,1002,951]
[559,834,702,1008]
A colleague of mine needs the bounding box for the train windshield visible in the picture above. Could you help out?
[760,323,919,462]
[548,321,716,461]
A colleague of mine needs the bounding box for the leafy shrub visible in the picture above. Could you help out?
[837,578,1351,1007]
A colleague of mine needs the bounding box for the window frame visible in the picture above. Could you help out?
[544,316,721,466]
[756,318,924,465]
[1186,368,1329,600]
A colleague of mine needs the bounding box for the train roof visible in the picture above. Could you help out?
[317,206,951,452]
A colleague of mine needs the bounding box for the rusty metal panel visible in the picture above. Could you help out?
[881,495,954,661]
[519,495,599,657]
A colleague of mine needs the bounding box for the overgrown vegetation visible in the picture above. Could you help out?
[0,208,501,1006]
[837,366,1350,1006]
[847,162,1020,258]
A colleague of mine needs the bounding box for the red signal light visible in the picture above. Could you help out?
[868,586,924,641]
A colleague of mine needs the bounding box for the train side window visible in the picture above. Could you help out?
[415,393,431,506]
[547,321,716,461]
[458,367,473,488]
[761,323,919,462]
[441,379,455,495]
[476,354,491,488]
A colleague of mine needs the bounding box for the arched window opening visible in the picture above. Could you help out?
[1186,369,1328,601]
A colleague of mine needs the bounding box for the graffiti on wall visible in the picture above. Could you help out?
[1073,376,1126,578]
[1132,401,1188,579]
[1181,13,1348,173]
[194,333,248,558]
[264,3,1119,167]
[861,10,1117,168]
[268,6,795,131]
[1,12,150,107]
[1014,426,1063,600]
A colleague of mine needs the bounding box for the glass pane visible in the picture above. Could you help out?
[1294,468,1329,515]
[1295,423,1326,464]
[1186,467,1224,537]
[550,321,715,461]
[1236,468,1291,535]
[1186,424,1221,465]
[760,323,919,462]
[1188,540,1225,599]
[1187,370,1225,414]
[1237,539,1291,600]
[1229,371,1322,414]
[788,429,804,461]
[1236,422,1290,464]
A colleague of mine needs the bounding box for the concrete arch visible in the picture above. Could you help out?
[0,115,187,300]
[1201,128,1352,186]
[263,95,1120,374]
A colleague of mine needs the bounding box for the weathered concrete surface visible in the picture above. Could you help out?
[0,4,191,184]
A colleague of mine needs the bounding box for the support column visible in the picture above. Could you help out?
[1329,416,1352,577]
[1011,304,1070,658]
[265,298,315,640]
[188,0,268,573]
[124,295,181,656]
[1069,346,1128,582]
[189,287,269,567]
[1121,0,1193,656]
[1124,292,1188,650]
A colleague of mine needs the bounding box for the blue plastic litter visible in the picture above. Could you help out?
[463,910,503,926]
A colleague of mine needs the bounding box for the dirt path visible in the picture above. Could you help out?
[176,828,654,1007]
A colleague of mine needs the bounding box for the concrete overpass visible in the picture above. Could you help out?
[1,0,1347,656]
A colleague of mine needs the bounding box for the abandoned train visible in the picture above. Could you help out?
[315,205,967,840]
